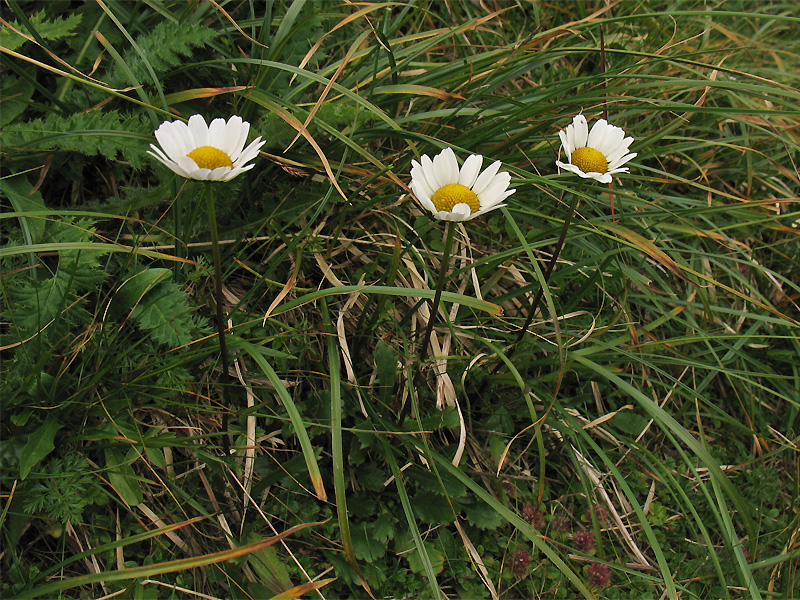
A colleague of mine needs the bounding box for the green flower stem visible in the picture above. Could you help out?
[399,221,457,425]
[205,183,233,428]
[418,220,457,368]
[505,191,580,362]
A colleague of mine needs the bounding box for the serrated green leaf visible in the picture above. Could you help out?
[0,11,82,52]
[116,268,172,306]
[406,541,444,576]
[421,406,460,430]
[5,217,108,348]
[462,501,504,531]
[19,417,62,479]
[129,281,195,347]
[350,523,388,561]
[408,465,466,497]
[110,268,173,322]
[105,21,216,92]
[412,490,458,524]
[355,461,386,492]
[372,513,396,542]
[0,110,150,168]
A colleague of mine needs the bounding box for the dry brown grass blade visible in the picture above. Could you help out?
[293,3,388,84]
[269,577,337,599]
[251,97,349,200]
[453,519,499,600]
[207,0,270,50]
[286,30,370,151]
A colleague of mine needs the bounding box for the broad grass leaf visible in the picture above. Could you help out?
[0,73,34,127]
[104,449,143,507]
[408,464,467,497]
[246,534,293,594]
[114,268,172,309]
[0,174,46,245]
[612,410,650,436]
[374,339,398,405]
[19,416,62,479]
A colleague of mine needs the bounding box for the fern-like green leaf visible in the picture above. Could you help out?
[105,21,217,90]
[128,278,197,348]
[0,110,150,168]
[0,11,82,52]
[5,219,109,349]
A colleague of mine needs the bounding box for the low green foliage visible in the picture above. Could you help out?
[2,0,799,599]
[0,10,82,52]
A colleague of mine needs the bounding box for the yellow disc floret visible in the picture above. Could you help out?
[431,183,481,214]
[187,146,233,170]
[570,146,608,174]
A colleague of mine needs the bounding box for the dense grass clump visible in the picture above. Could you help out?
[1,1,798,598]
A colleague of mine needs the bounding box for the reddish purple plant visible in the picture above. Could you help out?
[552,514,571,532]
[510,550,531,577]
[502,480,516,499]
[584,504,609,524]
[521,504,544,529]
[573,529,595,552]
[587,561,611,588]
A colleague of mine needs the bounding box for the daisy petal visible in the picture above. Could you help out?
[420,154,442,192]
[434,147,460,186]
[472,160,502,196]
[608,152,637,170]
[411,164,435,200]
[477,172,512,208]
[458,154,483,188]
[471,202,506,220]
[449,203,472,220]
[409,147,512,221]
[587,119,608,150]
[187,114,209,148]
[558,129,571,158]
[573,114,589,148]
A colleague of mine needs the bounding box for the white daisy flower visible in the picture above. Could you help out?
[556,114,636,183]
[409,147,515,221]
[147,114,265,182]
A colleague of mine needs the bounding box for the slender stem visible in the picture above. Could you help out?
[206,184,232,445]
[398,221,457,425]
[417,221,457,368]
[505,192,580,362]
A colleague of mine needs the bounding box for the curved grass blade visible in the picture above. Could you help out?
[241,342,327,501]
[320,299,372,595]
[379,434,443,600]
[19,521,320,599]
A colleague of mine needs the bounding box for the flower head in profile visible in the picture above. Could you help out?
[148,114,265,182]
[410,147,515,221]
[556,114,636,183]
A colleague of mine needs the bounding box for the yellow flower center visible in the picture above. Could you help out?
[186,146,233,170]
[570,146,608,174]
[430,183,480,214]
